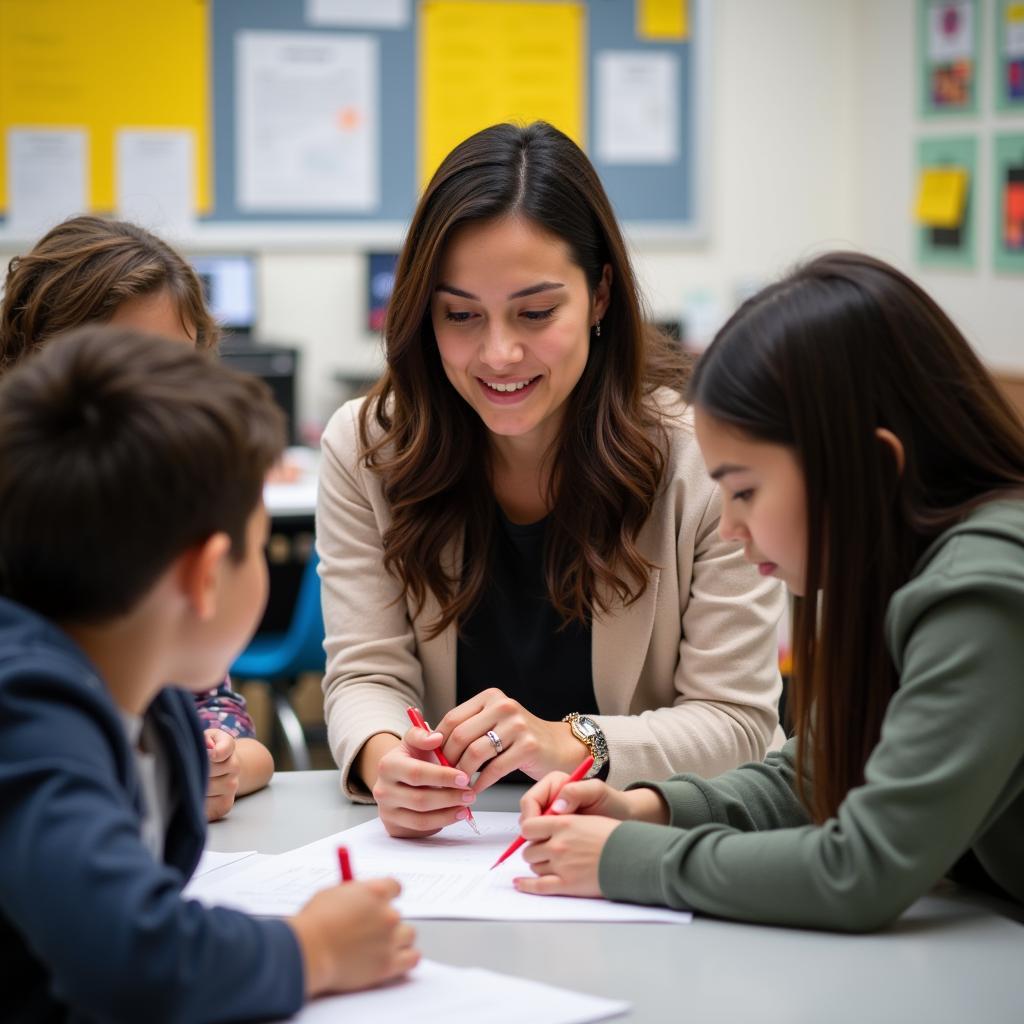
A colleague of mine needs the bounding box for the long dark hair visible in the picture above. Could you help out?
[0,215,220,374]
[689,251,1024,822]
[360,121,689,637]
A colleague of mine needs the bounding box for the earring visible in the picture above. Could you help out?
[594,319,602,337]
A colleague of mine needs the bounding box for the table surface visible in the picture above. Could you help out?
[208,771,1024,1024]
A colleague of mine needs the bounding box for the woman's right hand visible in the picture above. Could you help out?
[371,726,478,838]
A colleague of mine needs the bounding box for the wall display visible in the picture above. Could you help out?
[993,133,1024,272]
[914,135,978,268]
[0,0,708,239]
[918,0,980,115]
[0,0,209,215]
[995,1,1024,110]
[419,2,584,188]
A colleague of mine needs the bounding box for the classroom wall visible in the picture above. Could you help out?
[852,0,1023,372]
[2,0,1017,434]
[252,0,863,434]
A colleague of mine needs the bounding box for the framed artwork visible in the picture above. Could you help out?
[915,135,978,269]
[995,0,1024,111]
[918,0,980,116]
[993,134,1024,272]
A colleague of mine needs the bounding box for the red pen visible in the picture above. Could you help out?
[490,754,595,870]
[405,706,480,835]
[337,845,354,882]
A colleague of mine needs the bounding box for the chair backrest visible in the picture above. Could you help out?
[286,549,326,672]
[232,549,325,679]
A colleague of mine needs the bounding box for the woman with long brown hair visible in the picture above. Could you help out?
[514,251,1024,929]
[0,215,274,820]
[317,121,785,836]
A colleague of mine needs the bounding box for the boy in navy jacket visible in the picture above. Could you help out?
[0,327,418,1022]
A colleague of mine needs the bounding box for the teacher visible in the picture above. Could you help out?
[317,122,784,837]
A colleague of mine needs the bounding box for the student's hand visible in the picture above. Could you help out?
[513,814,621,898]
[290,877,419,997]
[436,688,587,793]
[372,726,477,839]
[204,729,241,821]
[519,773,669,826]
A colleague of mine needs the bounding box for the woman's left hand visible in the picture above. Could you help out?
[435,688,586,793]
[512,814,620,898]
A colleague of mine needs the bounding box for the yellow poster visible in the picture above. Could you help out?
[637,0,689,41]
[419,1,585,187]
[0,0,210,213]
[914,166,968,227]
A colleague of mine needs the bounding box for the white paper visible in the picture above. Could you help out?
[294,959,629,1024]
[116,129,195,234]
[187,849,257,881]
[186,813,692,924]
[596,51,679,165]
[928,1,973,62]
[305,0,409,28]
[237,30,378,211]
[6,129,87,237]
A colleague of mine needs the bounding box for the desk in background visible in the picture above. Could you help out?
[208,771,1024,1024]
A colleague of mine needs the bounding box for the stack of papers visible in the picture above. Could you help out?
[185,812,691,924]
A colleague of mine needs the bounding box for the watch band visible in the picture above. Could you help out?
[562,712,609,779]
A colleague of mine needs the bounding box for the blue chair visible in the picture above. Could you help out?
[231,549,325,770]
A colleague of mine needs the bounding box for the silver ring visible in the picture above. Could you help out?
[486,730,503,756]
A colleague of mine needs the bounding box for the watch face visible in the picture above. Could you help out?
[576,717,598,739]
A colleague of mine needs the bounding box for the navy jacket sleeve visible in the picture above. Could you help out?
[0,662,304,1023]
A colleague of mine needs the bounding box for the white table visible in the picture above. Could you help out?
[208,770,1024,1023]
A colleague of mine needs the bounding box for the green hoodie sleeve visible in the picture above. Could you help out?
[621,737,810,832]
[599,568,1024,932]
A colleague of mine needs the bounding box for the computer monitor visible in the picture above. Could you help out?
[191,254,257,337]
[367,252,399,332]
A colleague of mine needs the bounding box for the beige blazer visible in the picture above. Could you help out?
[317,392,786,802]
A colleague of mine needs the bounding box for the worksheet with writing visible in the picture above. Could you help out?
[184,812,691,924]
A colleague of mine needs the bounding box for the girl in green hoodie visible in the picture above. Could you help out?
[514,252,1024,931]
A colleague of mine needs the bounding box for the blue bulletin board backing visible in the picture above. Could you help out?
[209,0,708,236]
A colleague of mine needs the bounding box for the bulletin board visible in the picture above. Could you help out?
[0,1,708,239]
[208,0,707,235]
[0,0,211,213]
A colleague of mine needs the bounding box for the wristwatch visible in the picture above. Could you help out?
[562,713,609,779]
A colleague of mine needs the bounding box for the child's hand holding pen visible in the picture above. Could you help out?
[289,850,419,998]
[511,772,669,898]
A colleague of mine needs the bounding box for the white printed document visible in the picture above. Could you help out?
[596,51,680,165]
[185,812,692,924]
[116,129,195,234]
[236,30,378,211]
[7,129,87,236]
[294,958,629,1023]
